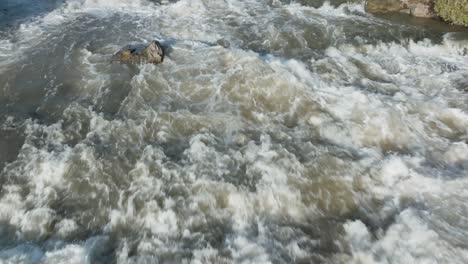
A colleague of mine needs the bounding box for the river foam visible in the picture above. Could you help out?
[1,0,468,263]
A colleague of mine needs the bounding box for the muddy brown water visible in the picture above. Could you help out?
[1,0,468,263]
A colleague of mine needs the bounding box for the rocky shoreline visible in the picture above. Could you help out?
[365,0,468,27]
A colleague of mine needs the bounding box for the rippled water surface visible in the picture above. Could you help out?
[1,0,468,263]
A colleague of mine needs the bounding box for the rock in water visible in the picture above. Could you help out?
[216,38,231,48]
[403,0,436,18]
[114,40,165,65]
[365,0,436,18]
[365,0,403,13]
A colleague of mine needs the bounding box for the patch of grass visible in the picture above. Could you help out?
[435,0,468,27]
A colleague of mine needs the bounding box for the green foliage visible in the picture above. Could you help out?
[435,0,468,27]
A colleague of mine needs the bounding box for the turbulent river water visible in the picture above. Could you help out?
[1,0,468,263]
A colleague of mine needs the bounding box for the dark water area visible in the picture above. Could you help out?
[0,0,468,263]
[0,0,63,32]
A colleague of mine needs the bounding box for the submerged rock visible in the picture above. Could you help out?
[216,38,231,48]
[114,40,165,65]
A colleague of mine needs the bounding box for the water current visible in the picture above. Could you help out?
[1,0,468,263]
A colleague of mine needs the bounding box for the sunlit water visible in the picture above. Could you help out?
[1,0,468,263]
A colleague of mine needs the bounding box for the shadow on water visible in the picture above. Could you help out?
[0,123,25,173]
[375,11,468,35]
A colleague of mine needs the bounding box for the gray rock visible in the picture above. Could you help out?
[114,40,165,65]
[216,39,231,48]
[405,0,436,18]
[365,0,436,18]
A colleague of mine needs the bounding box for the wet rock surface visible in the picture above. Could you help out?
[114,40,165,65]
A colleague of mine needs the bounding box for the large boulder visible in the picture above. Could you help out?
[114,40,165,65]
[435,0,468,26]
[365,0,436,18]
[403,0,436,18]
[365,0,403,13]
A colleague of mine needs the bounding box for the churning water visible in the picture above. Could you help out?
[0,0,468,263]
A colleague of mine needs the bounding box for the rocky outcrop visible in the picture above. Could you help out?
[404,0,436,18]
[114,40,165,65]
[435,0,468,27]
[365,0,436,18]
[365,0,402,13]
